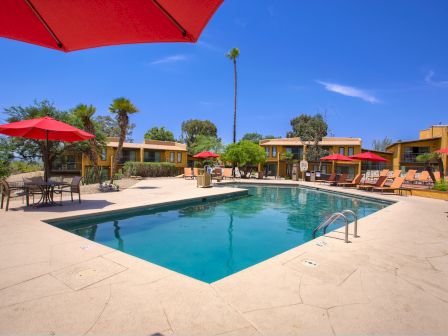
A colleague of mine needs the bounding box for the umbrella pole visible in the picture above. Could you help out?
[45,130,49,182]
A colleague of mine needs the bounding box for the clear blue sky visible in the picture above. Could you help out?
[0,0,447,148]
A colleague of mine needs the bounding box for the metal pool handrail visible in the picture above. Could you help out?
[313,209,359,243]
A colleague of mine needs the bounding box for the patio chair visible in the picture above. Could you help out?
[1,179,29,211]
[184,167,195,180]
[337,173,362,187]
[433,171,441,182]
[23,176,44,205]
[415,171,431,185]
[388,169,402,180]
[357,175,387,191]
[316,173,335,184]
[372,177,405,194]
[323,173,347,186]
[53,176,83,203]
[404,169,417,184]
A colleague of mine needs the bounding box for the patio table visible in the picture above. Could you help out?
[24,181,67,207]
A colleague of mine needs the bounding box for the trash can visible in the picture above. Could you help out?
[305,171,311,182]
[197,173,212,188]
[310,171,316,182]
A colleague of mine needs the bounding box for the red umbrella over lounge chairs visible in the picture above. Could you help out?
[436,148,448,154]
[0,116,94,181]
[193,151,220,159]
[0,0,223,52]
[320,154,354,161]
[350,152,388,162]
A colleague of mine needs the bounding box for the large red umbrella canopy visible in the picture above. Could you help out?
[0,0,223,52]
[193,151,220,159]
[0,116,94,181]
[350,152,388,162]
[320,154,354,161]
[0,116,94,142]
[436,148,448,154]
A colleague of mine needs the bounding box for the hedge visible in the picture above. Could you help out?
[123,161,177,177]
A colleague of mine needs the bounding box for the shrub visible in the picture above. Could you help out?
[9,161,43,175]
[434,179,447,192]
[123,162,177,177]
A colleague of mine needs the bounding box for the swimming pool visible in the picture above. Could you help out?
[51,185,390,283]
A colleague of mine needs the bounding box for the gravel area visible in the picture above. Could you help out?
[81,178,141,194]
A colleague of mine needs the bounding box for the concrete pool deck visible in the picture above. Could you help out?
[0,178,447,335]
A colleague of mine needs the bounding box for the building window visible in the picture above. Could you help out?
[265,147,270,157]
[339,147,345,155]
[101,148,107,161]
[144,151,161,162]
[177,152,182,163]
[170,152,175,162]
[348,147,354,156]
[272,146,277,158]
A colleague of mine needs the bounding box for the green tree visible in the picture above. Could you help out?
[181,119,218,154]
[190,135,224,155]
[95,115,136,142]
[372,137,393,152]
[221,140,266,178]
[287,114,328,161]
[416,152,444,182]
[226,47,240,143]
[0,137,13,178]
[241,132,263,144]
[144,126,175,141]
[72,104,106,182]
[108,98,139,184]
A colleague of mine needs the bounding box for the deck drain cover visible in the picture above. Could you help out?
[316,241,327,247]
[76,268,97,278]
[302,259,318,267]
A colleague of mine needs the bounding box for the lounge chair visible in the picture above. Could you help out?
[184,167,195,179]
[323,173,347,186]
[379,169,390,177]
[1,179,29,211]
[53,176,83,203]
[415,171,431,185]
[388,169,402,180]
[433,171,441,182]
[223,168,233,179]
[316,173,335,184]
[404,169,417,184]
[357,175,387,191]
[372,177,405,194]
[337,173,362,187]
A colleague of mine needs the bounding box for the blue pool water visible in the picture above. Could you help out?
[52,185,390,283]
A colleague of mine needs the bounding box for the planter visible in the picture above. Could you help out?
[402,189,448,200]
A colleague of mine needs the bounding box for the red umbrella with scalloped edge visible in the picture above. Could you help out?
[436,148,448,154]
[193,151,220,159]
[320,154,354,161]
[350,152,388,162]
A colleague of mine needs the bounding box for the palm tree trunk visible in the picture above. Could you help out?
[110,114,128,185]
[233,59,237,144]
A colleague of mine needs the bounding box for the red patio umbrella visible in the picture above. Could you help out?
[350,152,388,162]
[436,148,448,154]
[320,154,354,161]
[193,151,220,159]
[0,0,223,52]
[0,116,95,181]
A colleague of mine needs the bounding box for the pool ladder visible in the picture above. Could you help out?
[312,210,358,243]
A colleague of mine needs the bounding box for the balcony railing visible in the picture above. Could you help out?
[51,162,82,172]
[401,153,428,163]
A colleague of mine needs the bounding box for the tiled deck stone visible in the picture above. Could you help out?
[0,178,447,335]
[51,256,127,290]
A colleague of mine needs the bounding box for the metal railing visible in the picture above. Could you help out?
[401,153,428,163]
[312,209,358,243]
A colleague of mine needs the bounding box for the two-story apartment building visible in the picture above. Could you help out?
[259,137,363,178]
[386,125,448,173]
[51,137,188,178]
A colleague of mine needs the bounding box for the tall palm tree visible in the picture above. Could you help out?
[109,98,138,184]
[73,104,100,182]
[226,48,240,143]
